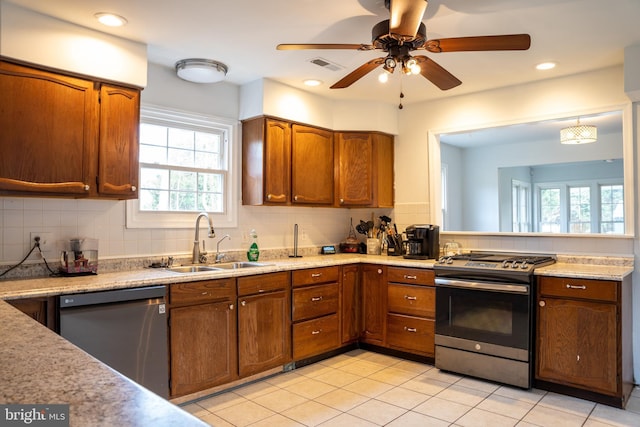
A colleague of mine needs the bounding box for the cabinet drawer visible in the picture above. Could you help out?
[387,283,435,318]
[292,266,339,287]
[293,313,339,360]
[170,278,235,305]
[386,313,434,356]
[387,267,434,285]
[237,271,290,296]
[293,282,339,322]
[538,276,618,302]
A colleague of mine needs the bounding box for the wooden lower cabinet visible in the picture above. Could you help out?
[341,264,361,344]
[169,300,237,397]
[168,279,237,397]
[385,267,436,357]
[8,297,57,330]
[237,272,291,377]
[536,276,633,407]
[361,264,387,345]
[292,267,341,360]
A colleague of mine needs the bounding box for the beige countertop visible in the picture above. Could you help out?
[0,301,206,427]
[0,252,632,426]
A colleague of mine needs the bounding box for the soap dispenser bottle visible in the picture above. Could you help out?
[247,229,260,261]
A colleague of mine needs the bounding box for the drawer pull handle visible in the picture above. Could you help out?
[404,295,417,301]
[311,330,322,335]
[404,327,417,333]
[404,275,417,280]
[566,284,587,290]
[311,296,323,302]
[311,273,322,278]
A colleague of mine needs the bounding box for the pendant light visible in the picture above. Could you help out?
[560,118,597,145]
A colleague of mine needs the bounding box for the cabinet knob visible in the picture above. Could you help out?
[267,194,272,200]
[83,185,90,191]
[131,185,136,192]
[294,195,299,201]
[339,198,344,204]
[377,269,383,274]
[229,304,234,310]
[539,301,546,307]
[241,300,246,306]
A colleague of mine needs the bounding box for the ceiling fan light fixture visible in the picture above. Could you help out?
[560,119,597,144]
[175,59,228,84]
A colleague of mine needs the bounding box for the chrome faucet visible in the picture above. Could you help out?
[193,212,216,264]
[215,234,231,263]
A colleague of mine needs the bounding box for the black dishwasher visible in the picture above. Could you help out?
[59,286,169,398]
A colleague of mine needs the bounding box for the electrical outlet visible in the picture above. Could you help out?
[30,232,54,253]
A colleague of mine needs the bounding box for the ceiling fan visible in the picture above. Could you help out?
[277,0,531,91]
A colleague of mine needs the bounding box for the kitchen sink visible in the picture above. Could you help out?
[214,261,271,269]
[167,265,222,273]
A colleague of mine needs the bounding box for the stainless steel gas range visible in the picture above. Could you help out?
[433,251,556,388]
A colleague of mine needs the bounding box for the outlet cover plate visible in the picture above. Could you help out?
[30,232,53,252]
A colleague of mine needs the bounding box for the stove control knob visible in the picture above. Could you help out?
[511,261,520,268]
[446,257,454,264]
[520,261,529,269]
[502,260,510,268]
[437,256,446,264]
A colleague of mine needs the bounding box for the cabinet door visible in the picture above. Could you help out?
[238,290,291,377]
[335,132,373,206]
[341,264,361,344]
[361,264,386,344]
[372,133,394,208]
[537,297,618,395]
[170,300,237,397]
[0,61,93,196]
[291,124,334,205]
[98,84,140,198]
[263,119,292,204]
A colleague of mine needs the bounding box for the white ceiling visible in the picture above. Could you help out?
[7,0,640,106]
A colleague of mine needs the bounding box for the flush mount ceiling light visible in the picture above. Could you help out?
[303,79,322,87]
[175,59,228,84]
[560,118,597,144]
[94,12,127,27]
[536,61,557,71]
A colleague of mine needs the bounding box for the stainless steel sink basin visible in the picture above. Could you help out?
[214,261,270,269]
[167,265,222,273]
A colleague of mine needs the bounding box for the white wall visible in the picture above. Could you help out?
[0,2,147,87]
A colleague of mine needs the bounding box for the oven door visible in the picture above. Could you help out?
[435,278,531,351]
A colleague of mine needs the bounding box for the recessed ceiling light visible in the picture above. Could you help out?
[304,79,322,87]
[94,12,128,27]
[536,62,556,71]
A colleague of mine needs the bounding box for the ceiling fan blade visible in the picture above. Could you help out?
[330,58,385,89]
[414,55,461,90]
[277,43,374,51]
[424,34,531,53]
[389,0,428,40]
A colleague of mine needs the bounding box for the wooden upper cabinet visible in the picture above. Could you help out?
[372,133,394,208]
[97,84,140,199]
[0,60,94,196]
[0,59,141,199]
[291,124,334,205]
[242,117,291,205]
[335,132,373,206]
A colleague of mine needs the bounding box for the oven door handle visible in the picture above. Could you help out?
[435,278,529,294]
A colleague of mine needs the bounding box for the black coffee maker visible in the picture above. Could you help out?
[403,224,440,259]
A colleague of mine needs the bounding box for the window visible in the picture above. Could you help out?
[534,180,623,234]
[600,184,624,233]
[511,180,531,232]
[126,105,238,229]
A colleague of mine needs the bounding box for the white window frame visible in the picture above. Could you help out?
[126,104,239,229]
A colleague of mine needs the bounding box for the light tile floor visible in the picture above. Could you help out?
[181,350,640,427]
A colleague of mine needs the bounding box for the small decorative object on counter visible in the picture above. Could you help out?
[60,238,99,275]
[247,229,260,261]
